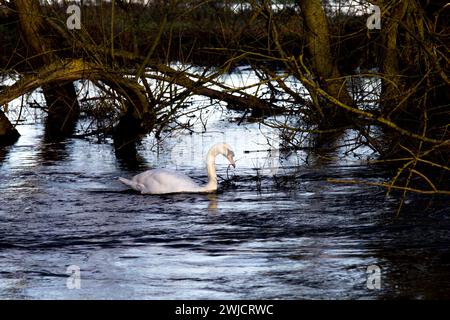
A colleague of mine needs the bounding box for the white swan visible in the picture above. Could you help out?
[118,143,235,194]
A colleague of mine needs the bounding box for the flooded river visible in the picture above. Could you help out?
[1,112,449,299]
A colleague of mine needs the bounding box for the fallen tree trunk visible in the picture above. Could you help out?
[0,58,152,126]
[0,58,280,125]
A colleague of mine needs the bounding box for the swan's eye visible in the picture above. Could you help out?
[226,149,236,168]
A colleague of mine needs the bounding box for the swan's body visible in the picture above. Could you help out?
[118,143,235,194]
[119,168,208,194]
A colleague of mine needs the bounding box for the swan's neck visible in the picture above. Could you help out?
[201,147,218,192]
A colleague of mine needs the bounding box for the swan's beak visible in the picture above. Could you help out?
[227,150,236,168]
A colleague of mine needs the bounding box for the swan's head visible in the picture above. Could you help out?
[215,143,236,168]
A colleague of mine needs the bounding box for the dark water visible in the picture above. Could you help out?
[0,122,449,300]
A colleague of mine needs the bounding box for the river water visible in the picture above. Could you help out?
[1,66,450,299]
[1,114,449,300]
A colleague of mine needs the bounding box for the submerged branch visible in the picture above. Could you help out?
[327,178,450,196]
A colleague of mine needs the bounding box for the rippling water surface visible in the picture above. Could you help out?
[1,108,449,299]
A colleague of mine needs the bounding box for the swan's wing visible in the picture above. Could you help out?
[131,168,201,194]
